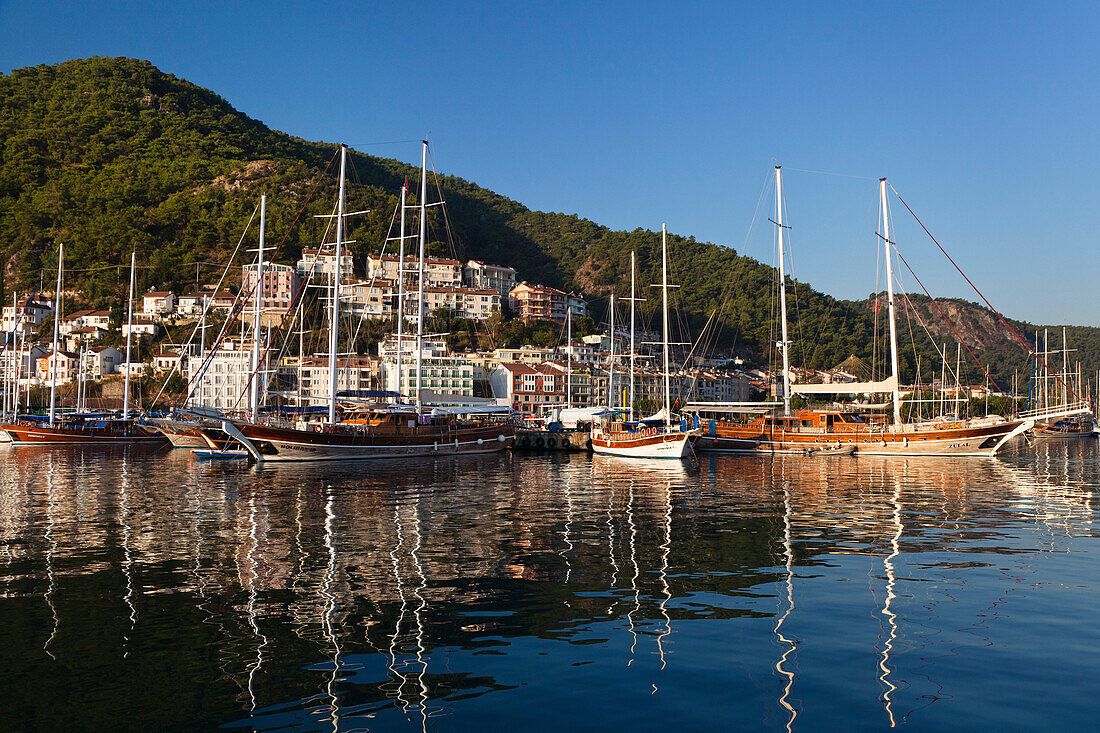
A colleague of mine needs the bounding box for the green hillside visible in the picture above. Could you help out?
[0,57,1093,393]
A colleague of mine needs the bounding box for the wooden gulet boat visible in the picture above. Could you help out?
[690,171,1087,457]
[1,247,167,447]
[201,142,513,462]
[591,224,697,459]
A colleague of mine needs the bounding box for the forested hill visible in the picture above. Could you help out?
[1,57,1095,389]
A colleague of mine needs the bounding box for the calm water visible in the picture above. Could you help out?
[0,440,1097,731]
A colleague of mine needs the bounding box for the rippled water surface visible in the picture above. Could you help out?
[0,440,1097,730]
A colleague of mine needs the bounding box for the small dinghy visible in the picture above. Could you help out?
[191,448,249,460]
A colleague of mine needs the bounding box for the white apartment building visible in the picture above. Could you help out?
[2,297,53,337]
[297,247,354,281]
[342,278,396,320]
[463,260,517,298]
[382,355,476,399]
[123,318,159,340]
[367,254,464,288]
[141,291,176,318]
[36,350,79,382]
[176,292,210,316]
[415,287,500,321]
[60,309,111,335]
[295,356,381,405]
[185,339,253,412]
[83,346,123,379]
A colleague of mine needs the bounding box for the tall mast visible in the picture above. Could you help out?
[395,182,407,400]
[198,304,206,409]
[415,140,428,410]
[661,224,672,425]
[566,306,572,408]
[48,242,62,426]
[608,296,615,410]
[880,178,903,425]
[629,251,636,421]
[328,145,347,425]
[776,167,792,417]
[5,291,13,419]
[10,291,18,419]
[123,250,135,419]
[251,194,265,422]
[1062,327,1068,407]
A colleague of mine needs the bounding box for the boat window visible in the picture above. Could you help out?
[801,420,814,427]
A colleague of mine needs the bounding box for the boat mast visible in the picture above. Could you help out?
[251,194,265,422]
[12,292,21,419]
[198,304,206,409]
[880,178,903,425]
[395,182,407,400]
[48,243,62,426]
[776,167,792,417]
[661,224,672,426]
[4,291,13,419]
[566,306,572,409]
[328,145,347,425]
[1062,327,1068,407]
[123,250,135,420]
[608,296,615,411]
[629,251,636,421]
[415,140,428,411]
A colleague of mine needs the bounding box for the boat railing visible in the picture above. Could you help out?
[1018,400,1092,420]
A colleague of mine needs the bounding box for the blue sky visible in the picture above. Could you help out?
[2,1,1098,324]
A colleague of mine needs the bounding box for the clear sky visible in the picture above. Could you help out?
[2,1,1098,325]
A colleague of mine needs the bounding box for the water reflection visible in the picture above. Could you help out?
[0,447,1097,730]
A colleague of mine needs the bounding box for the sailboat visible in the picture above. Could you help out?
[1032,329,1095,438]
[691,169,1087,456]
[209,142,513,462]
[1,246,167,446]
[590,224,697,458]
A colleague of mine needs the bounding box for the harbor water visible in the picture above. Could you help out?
[0,440,1097,730]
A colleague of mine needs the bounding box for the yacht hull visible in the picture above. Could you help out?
[590,430,693,459]
[695,419,1024,457]
[216,421,514,462]
[1,422,170,446]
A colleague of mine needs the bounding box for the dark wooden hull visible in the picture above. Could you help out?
[1,421,170,446]
[219,420,514,461]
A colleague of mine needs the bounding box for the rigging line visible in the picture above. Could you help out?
[891,246,1006,395]
[344,139,423,148]
[890,185,1080,401]
[150,204,260,407]
[336,199,402,383]
[426,146,458,257]
[896,288,963,393]
[214,149,342,410]
[784,167,877,181]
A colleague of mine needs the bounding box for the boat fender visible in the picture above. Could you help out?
[520,435,531,448]
[547,437,557,449]
[498,434,506,442]
[536,435,545,448]
[560,435,571,449]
